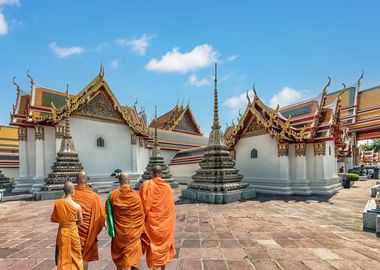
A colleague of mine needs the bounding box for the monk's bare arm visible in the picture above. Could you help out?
[77,207,83,226]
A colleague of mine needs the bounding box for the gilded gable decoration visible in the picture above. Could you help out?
[277,143,289,157]
[35,126,44,140]
[313,141,326,156]
[131,134,137,145]
[18,127,27,141]
[30,68,148,136]
[55,125,64,139]
[295,143,306,156]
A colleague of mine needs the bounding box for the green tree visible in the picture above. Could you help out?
[360,139,380,152]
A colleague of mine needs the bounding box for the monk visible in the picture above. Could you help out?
[140,166,176,270]
[72,171,106,270]
[109,172,145,270]
[51,181,84,270]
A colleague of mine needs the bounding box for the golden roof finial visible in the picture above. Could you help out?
[357,70,364,90]
[27,69,35,85]
[252,83,257,97]
[246,89,251,106]
[275,104,280,114]
[133,98,138,108]
[12,76,20,94]
[322,76,331,95]
[99,63,104,78]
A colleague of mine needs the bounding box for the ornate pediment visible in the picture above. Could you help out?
[241,116,267,137]
[174,112,198,133]
[73,91,124,123]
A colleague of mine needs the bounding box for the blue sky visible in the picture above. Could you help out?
[1,0,380,134]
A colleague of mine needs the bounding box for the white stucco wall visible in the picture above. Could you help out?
[44,126,56,176]
[235,134,280,180]
[70,117,134,177]
[1,168,19,179]
[169,163,200,185]
[26,128,36,178]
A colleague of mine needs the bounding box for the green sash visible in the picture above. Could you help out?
[106,192,115,238]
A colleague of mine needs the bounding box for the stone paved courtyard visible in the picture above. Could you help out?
[1,181,380,270]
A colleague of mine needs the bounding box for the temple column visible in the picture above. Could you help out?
[310,141,341,195]
[352,132,360,166]
[34,126,45,179]
[292,143,311,194]
[277,143,292,194]
[18,128,29,178]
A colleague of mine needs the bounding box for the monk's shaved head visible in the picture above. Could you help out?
[120,172,130,185]
[152,166,162,178]
[63,181,75,195]
[77,170,88,185]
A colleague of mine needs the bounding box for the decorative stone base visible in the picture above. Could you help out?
[33,190,64,201]
[309,177,342,196]
[181,187,256,204]
[12,177,43,194]
[359,176,368,181]
[371,185,380,197]
[363,199,380,237]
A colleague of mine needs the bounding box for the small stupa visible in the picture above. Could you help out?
[181,63,255,203]
[137,106,178,188]
[42,115,83,191]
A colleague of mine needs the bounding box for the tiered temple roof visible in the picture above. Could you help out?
[149,103,202,135]
[10,67,148,136]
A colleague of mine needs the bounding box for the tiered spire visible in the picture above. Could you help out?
[42,94,83,190]
[139,106,178,188]
[182,63,255,203]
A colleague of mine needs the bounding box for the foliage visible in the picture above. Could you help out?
[345,173,359,181]
[111,169,122,179]
[360,139,380,152]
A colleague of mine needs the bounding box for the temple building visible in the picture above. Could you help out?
[0,125,19,178]
[9,67,207,193]
[8,66,380,196]
[171,75,380,195]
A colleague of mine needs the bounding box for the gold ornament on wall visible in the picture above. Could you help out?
[313,141,326,156]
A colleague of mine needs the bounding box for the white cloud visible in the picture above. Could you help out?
[224,86,307,114]
[110,59,119,69]
[49,42,84,58]
[0,0,20,6]
[226,55,239,62]
[0,12,7,35]
[188,74,211,87]
[0,0,20,36]
[145,44,217,73]
[116,34,154,55]
[224,90,255,113]
[269,87,305,108]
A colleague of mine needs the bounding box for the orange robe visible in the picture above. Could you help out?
[140,177,176,269]
[51,198,83,270]
[109,185,145,269]
[72,186,106,262]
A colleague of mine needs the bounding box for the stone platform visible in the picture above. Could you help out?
[32,190,64,201]
[181,187,256,204]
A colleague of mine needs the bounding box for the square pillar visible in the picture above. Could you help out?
[34,126,45,179]
[18,128,29,178]
[293,143,311,195]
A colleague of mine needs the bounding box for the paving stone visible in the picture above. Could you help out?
[180,248,201,259]
[245,247,271,261]
[201,240,219,248]
[277,260,310,270]
[308,248,342,260]
[222,248,246,260]
[251,260,281,270]
[203,259,229,270]
[0,248,20,258]
[226,259,253,270]
[178,259,202,270]
[302,260,336,270]
[202,247,223,259]
[182,240,201,248]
